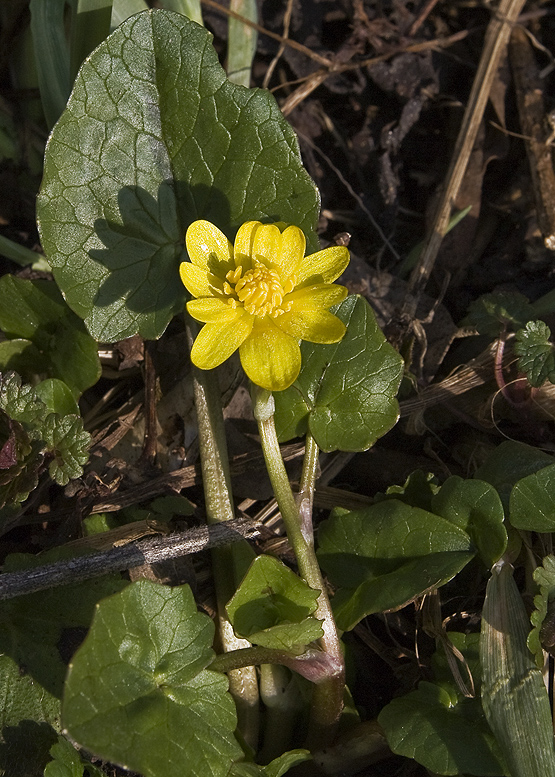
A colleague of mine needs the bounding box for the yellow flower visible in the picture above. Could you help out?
[180,220,350,391]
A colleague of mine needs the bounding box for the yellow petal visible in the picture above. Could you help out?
[275,308,346,343]
[186,220,234,277]
[190,312,253,370]
[275,225,305,278]
[297,245,350,285]
[252,223,282,271]
[179,262,211,298]
[234,221,261,271]
[239,319,301,391]
[187,297,241,323]
[285,283,348,309]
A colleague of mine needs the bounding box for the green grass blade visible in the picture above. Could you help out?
[29,0,71,129]
[158,0,203,25]
[481,560,555,777]
[0,235,45,268]
[70,0,113,83]
[110,0,148,30]
[227,0,257,87]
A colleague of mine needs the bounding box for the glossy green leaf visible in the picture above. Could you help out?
[529,555,555,667]
[376,469,440,511]
[227,0,257,87]
[463,291,534,337]
[62,580,243,777]
[69,0,113,83]
[317,500,474,631]
[230,750,312,776]
[0,339,46,377]
[0,277,101,398]
[514,320,555,387]
[37,9,319,342]
[379,680,504,776]
[510,463,555,531]
[0,550,127,698]
[474,440,554,511]
[274,295,403,452]
[0,653,60,777]
[44,735,105,777]
[35,380,80,417]
[227,555,322,651]
[481,561,555,777]
[431,476,507,566]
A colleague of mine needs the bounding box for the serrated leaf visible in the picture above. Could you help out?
[431,476,507,566]
[529,555,555,667]
[378,680,505,776]
[463,291,534,336]
[37,9,320,342]
[44,735,105,777]
[62,580,243,777]
[509,463,555,531]
[317,500,474,631]
[42,414,90,486]
[0,654,60,777]
[481,561,555,777]
[0,277,100,398]
[474,440,554,511]
[0,371,49,428]
[273,295,403,452]
[514,320,555,387]
[227,555,322,651]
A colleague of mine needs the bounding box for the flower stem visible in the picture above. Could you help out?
[187,319,259,749]
[251,385,345,750]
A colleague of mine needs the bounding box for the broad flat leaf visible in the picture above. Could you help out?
[44,735,104,777]
[474,440,554,511]
[463,291,534,336]
[431,476,507,566]
[529,555,555,667]
[376,470,440,511]
[510,463,555,531]
[0,277,100,398]
[230,751,312,776]
[274,295,403,452]
[227,555,322,651]
[37,9,320,342]
[0,653,60,777]
[379,681,505,776]
[317,500,474,631]
[514,320,555,387]
[62,580,244,777]
[481,561,555,777]
[0,551,127,699]
[35,379,80,417]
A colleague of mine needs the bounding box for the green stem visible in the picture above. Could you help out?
[251,385,345,750]
[187,320,259,749]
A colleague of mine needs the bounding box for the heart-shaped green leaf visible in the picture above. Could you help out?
[379,680,505,776]
[37,9,320,342]
[510,463,555,531]
[431,476,507,566]
[317,500,474,631]
[0,276,100,397]
[273,295,403,452]
[62,580,243,777]
[227,555,322,651]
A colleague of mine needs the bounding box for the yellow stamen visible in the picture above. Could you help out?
[223,264,297,318]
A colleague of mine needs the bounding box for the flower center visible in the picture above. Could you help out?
[222,263,297,317]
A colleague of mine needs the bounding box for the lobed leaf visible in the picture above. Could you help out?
[463,291,534,337]
[514,320,555,387]
[274,295,403,452]
[37,9,320,342]
[528,555,555,667]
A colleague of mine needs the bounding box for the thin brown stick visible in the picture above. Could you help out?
[262,0,294,89]
[200,0,333,67]
[400,0,527,329]
[509,25,555,250]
